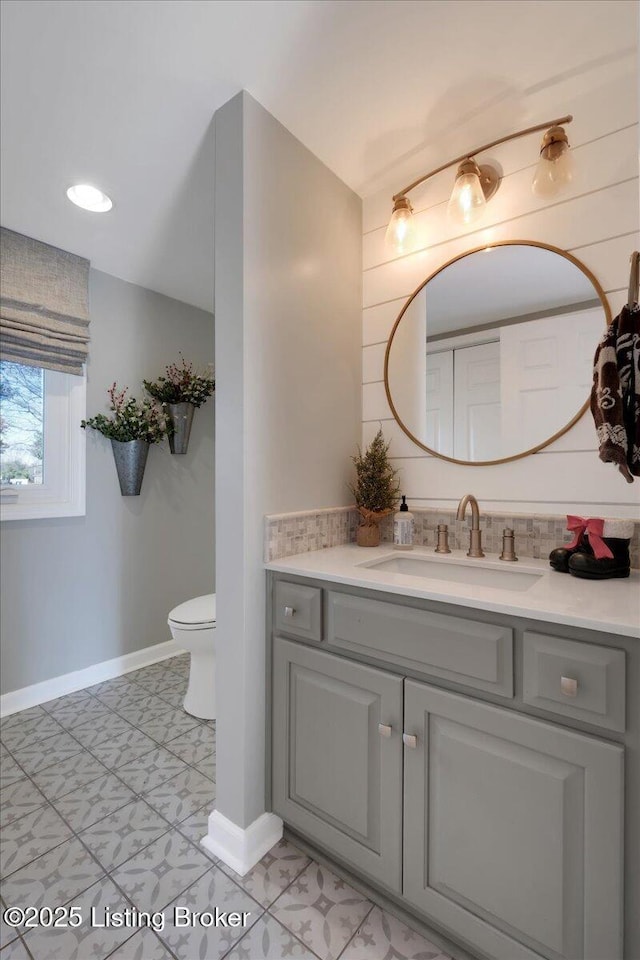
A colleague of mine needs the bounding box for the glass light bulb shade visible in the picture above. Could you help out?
[531,148,574,197]
[385,203,416,254]
[447,171,486,225]
[66,184,113,212]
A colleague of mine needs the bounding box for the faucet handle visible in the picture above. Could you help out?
[499,528,518,562]
[434,524,451,554]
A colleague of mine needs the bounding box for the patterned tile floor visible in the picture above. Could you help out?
[0,655,452,960]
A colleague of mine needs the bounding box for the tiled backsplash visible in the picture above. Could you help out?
[265,506,640,568]
[264,507,360,562]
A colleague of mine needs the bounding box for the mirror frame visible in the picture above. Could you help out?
[383,239,612,466]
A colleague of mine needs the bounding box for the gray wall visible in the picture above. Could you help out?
[214,91,362,830]
[0,269,215,694]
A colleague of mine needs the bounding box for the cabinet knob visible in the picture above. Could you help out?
[378,723,392,738]
[283,606,296,618]
[403,733,418,749]
[560,676,578,697]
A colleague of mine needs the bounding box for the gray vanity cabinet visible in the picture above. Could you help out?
[269,575,628,960]
[272,636,404,891]
[403,679,623,960]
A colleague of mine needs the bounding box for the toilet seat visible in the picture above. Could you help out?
[168,593,216,629]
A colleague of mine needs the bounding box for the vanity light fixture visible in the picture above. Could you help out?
[385,196,416,254]
[531,124,573,197]
[386,115,573,254]
[66,184,113,213]
[447,158,499,226]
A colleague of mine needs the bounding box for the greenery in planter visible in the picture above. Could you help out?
[349,428,400,523]
[143,356,215,408]
[81,383,167,443]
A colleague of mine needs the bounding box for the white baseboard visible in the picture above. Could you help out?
[0,640,185,717]
[202,809,283,876]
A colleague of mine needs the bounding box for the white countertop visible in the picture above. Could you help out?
[266,544,640,638]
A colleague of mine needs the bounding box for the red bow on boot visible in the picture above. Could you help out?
[565,516,614,560]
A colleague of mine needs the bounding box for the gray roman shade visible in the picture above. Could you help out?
[0,227,90,375]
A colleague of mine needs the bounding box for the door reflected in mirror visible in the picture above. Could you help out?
[384,242,610,465]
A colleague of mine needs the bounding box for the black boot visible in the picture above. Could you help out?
[549,535,591,573]
[569,537,631,579]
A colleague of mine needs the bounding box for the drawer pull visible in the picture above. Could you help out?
[560,676,578,697]
[378,723,392,738]
[283,606,296,618]
[403,733,418,749]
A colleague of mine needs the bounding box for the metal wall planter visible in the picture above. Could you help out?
[167,402,195,454]
[111,439,150,496]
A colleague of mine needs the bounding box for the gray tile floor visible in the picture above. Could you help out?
[0,655,452,960]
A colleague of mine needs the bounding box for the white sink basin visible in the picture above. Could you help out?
[358,554,543,592]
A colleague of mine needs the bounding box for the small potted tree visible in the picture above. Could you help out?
[81,384,167,496]
[350,429,400,546]
[144,357,215,454]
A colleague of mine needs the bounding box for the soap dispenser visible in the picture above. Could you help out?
[393,496,414,550]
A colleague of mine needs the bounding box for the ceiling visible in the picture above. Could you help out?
[0,0,635,311]
[426,245,599,335]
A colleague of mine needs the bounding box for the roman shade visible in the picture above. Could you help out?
[0,227,90,375]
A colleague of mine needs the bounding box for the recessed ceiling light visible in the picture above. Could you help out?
[66,184,113,213]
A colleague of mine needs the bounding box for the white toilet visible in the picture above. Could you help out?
[167,593,216,720]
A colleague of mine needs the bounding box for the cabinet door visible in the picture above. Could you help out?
[403,680,623,960]
[272,637,403,892]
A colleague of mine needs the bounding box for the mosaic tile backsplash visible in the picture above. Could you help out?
[265,506,640,568]
[264,507,360,562]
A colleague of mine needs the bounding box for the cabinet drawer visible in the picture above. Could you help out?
[274,581,322,642]
[327,592,513,697]
[523,632,625,732]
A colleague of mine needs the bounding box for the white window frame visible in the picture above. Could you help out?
[1,368,86,521]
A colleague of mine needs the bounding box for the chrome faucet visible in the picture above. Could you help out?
[456,493,485,558]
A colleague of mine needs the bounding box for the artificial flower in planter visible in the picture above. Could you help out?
[143,357,215,454]
[81,383,167,495]
[349,429,400,546]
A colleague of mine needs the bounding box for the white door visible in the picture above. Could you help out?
[425,351,454,456]
[499,308,603,453]
[452,341,501,460]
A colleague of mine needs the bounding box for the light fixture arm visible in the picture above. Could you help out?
[391,114,573,202]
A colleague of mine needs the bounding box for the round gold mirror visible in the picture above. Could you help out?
[384,241,611,465]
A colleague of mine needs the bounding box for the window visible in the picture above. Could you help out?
[0,360,85,520]
[1,228,89,518]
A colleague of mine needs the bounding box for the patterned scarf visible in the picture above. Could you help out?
[590,305,640,482]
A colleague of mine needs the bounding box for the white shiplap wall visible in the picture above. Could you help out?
[362,54,640,520]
